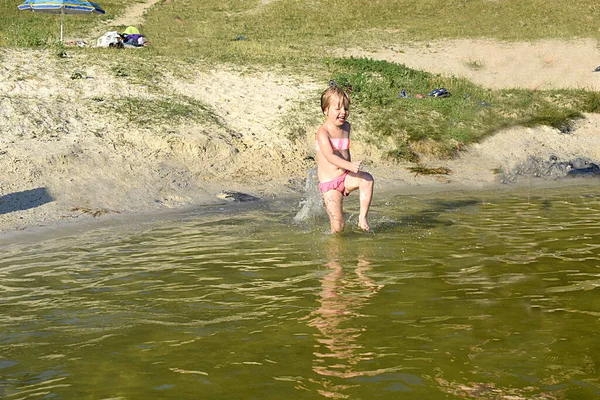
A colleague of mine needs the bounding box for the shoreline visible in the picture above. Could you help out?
[2,114,600,240]
[2,171,598,247]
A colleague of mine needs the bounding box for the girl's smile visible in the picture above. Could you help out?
[326,103,349,127]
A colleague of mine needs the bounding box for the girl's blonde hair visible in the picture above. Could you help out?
[320,86,350,114]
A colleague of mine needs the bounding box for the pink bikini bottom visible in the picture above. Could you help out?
[318,171,349,196]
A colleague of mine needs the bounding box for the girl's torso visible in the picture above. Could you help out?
[315,125,351,182]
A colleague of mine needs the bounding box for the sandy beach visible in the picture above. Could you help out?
[2,6,600,236]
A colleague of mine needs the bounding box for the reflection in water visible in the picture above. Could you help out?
[305,236,387,398]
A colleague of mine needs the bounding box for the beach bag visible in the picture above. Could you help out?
[97,31,122,48]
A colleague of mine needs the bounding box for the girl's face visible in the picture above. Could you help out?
[325,96,349,127]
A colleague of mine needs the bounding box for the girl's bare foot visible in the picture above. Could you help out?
[358,219,370,232]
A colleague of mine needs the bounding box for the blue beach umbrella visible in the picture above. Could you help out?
[18,0,106,42]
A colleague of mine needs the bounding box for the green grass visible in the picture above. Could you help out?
[3,0,600,160]
[139,0,600,61]
[324,57,595,159]
[6,0,600,62]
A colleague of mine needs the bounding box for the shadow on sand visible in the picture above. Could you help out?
[0,188,54,215]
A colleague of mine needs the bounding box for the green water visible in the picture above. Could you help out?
[1,183,600,399]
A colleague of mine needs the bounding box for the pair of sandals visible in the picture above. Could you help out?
[329,80,353,93]
[398,88,452,98]
[428,88,451,98]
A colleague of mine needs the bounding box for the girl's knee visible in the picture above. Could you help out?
[360,172,374,188]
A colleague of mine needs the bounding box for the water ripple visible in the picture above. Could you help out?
[1,184,600,398]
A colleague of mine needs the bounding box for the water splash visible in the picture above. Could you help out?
[293,167,325,222]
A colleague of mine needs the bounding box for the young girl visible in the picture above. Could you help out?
[315,85,374,233]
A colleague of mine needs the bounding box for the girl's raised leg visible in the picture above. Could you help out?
[344,171,374,231]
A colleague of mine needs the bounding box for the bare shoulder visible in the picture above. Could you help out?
[316,123,330,139]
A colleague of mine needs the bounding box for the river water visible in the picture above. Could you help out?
[1,182,599,399]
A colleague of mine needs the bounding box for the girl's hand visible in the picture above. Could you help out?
[350,160,362,173]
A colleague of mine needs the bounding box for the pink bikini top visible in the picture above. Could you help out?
[315,137,350,152]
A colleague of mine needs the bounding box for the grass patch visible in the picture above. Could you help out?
[110,95,221,128]
[324,57,590,160]
[140,0,600,63]
[7,0,600,50]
